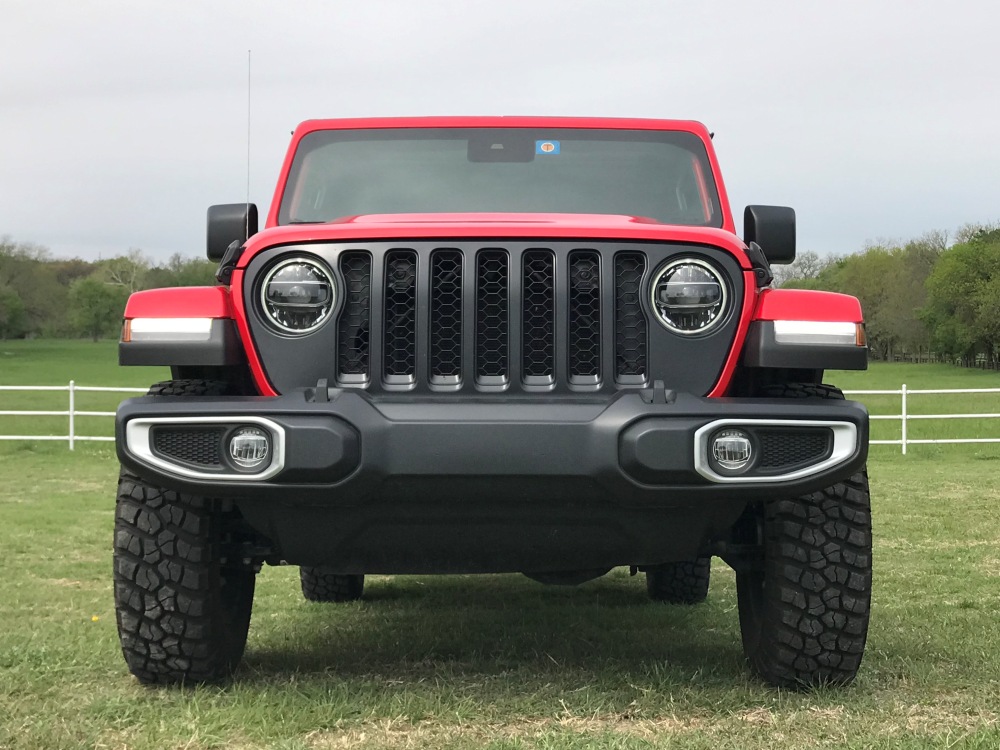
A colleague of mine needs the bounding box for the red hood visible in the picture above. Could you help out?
[238,213,751,270]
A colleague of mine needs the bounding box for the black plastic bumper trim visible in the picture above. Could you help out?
[743,321,868,370]
[119,319,246,366]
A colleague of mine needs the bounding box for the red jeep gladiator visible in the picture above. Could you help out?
[114,117,871,688]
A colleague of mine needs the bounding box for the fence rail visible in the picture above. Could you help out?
[2,382,1000,454]
[0,382,145,449]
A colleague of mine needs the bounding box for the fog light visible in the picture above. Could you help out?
[228,426,270,470]
[711,429,753,472]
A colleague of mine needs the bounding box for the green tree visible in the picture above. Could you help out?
[0,237,66,336]
[0,285,28,339]
[773,250,835,287]
[922,229,1000,365]
[68,276,129,342]
[99,248,150,293]
[144,253,217,288]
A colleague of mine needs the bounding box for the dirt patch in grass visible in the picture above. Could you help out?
[308,714,707,749]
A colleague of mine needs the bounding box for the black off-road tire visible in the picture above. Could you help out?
[645,557,711,604]
[736,383,872,688]
[113,379,256,684]
[146,378,233,398]
[300,567,365,602]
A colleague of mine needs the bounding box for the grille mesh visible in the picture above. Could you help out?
[383,250,417,379]
[757,429,831,470]
[522,250,555,380]
[568,251,601,380]
[152,427,224,467]
[430,249,463,381]
[476,250,509,381]
[338,252,372,379]
[614,253,647,381]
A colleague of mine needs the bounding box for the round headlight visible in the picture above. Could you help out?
[650,258,727,335]
[260,257,335,334]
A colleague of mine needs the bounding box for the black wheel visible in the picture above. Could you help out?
[113,379,256,684]
[736,383,872,688]
[300,567,365,602]
[645,557,711,604]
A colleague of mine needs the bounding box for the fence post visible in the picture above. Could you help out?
[901,383,907,455]
[68,380,75,451]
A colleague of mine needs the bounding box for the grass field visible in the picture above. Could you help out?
[1,341,1000,748]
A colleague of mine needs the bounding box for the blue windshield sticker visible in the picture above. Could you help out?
[536,140,560,155]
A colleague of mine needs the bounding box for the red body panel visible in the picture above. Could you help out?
[708,271,758,398]
[124,286,233,319]
[264,117,735,234]
[753,289,864,323]
[229,276,277,395]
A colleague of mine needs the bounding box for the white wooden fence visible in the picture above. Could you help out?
[2,382,1000,454]
[848,386,1000,454]
[0,382,145,450]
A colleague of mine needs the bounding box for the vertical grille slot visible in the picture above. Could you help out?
[614,252,647,383]
[383,249,417,382]
[568,250,601,382]
[521,249,555,383]
[430,249,463,384]
[475,250,509,383]
[337,252,372,383]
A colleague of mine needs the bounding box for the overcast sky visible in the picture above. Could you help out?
[2,0,998,263]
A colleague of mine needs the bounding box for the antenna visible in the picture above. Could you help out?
[246,49,251,239]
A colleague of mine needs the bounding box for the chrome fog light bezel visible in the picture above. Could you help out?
[125,416,286,482]
[693,419,859,484]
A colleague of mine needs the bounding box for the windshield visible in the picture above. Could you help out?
[278,127,721,227]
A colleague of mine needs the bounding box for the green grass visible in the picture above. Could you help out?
[1,345,1000,746]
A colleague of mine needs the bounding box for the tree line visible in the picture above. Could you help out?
[777,223,1000,365]
[0,238,216,341]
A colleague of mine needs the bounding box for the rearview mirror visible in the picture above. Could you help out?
[207,203,258,261]
[744,205,795,265]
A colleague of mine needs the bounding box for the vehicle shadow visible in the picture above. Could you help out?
[238,572,747,688]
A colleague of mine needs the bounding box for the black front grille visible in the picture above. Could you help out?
[476,250,509,382]
[568,251,602,381]
[383,250,417,381]
[248,240,745,397]
[338,252,372,381]
[152,427,224,467]
[757,429,832,472]
[522,250,555,381]
[615,253,647,382]
[430,249,463,383]
[360,247,647,389]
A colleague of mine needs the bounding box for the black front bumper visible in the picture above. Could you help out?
[117,387,868,505]
[116,388,868,572]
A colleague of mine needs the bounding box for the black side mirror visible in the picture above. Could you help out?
[207,203,258,261]
[744,205,795,264]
